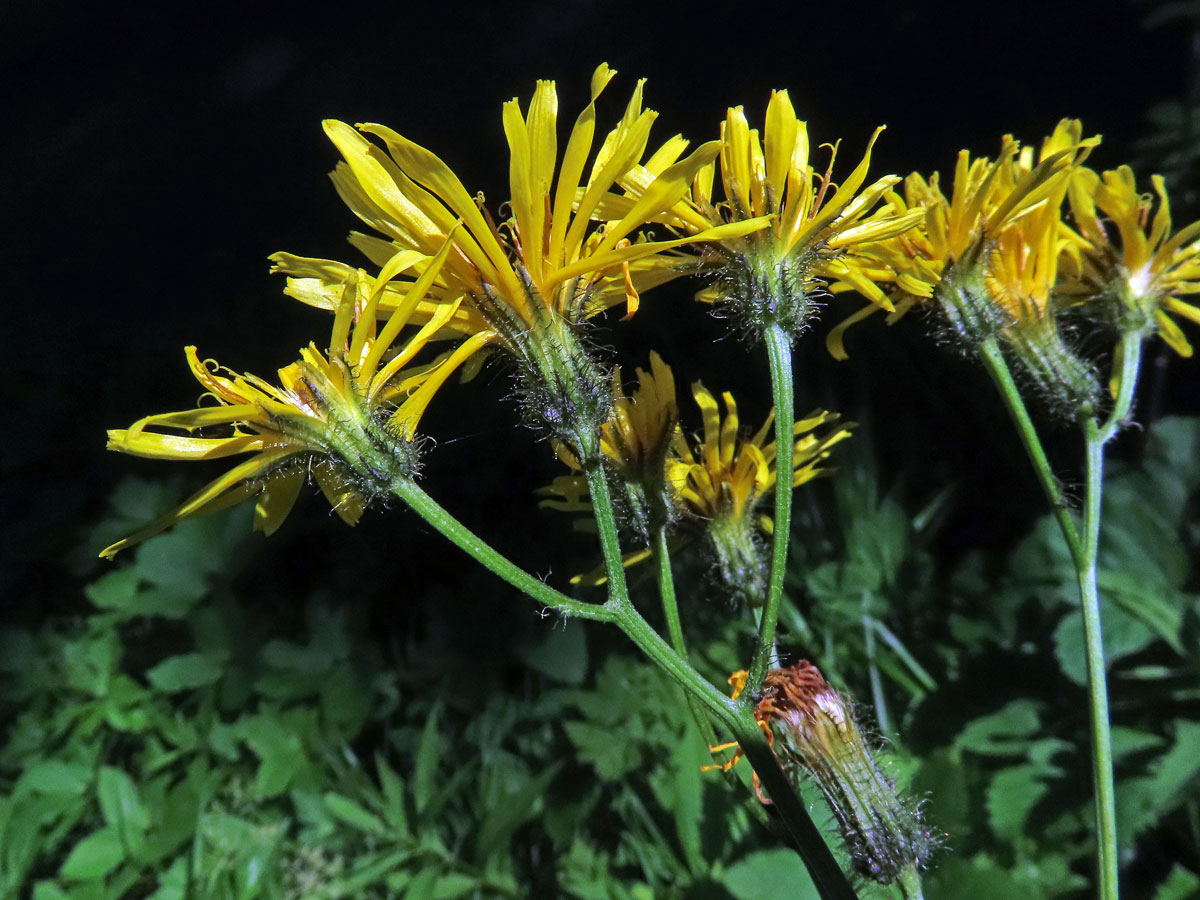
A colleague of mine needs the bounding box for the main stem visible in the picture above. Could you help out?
[748,324,794,690]
[1076,331,1144,900]
[1080,419,1120,900]
[979,333,1144,900]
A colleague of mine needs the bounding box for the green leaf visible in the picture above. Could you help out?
[31,883,71,900]
[324,792,387,836]
[376,755,410,837]
[721,848,819,900]
[987,764,1050,843]
[430,872,478,899]
[19,760,92,796]
[59,827,124,880]
[953,700,1041,756]
[413,702,443,815]
[475,762,563,860]
[1153,864,1200,900]
[518,623,588,685]
[1148,721,1200,811]
[563,720,641,780]
[84,568,140,612]
[63,632,119,697]
[97,766,149,849]
[1054,600,1155,685]
[145,653,224,692]
[1096,570,1185,653]
[241,715,307,798]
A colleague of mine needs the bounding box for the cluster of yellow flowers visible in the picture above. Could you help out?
[104,65,1200,562]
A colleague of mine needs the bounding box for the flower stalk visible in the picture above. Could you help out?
[748,324,794,692]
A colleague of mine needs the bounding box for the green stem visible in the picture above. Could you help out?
[1080,420,1120,900]
[582,459,633,612]
[653,527,773,829]
[978,338,1083,560]
[749,324,794,690]
[980,332,1144,900]
[397,478,857,898]
[653,526,687,656]
[390,479,614,623]
[580,454,856,899]
[1077,331,1143,900]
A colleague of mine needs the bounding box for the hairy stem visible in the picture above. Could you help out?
[978,338,1083,560]
[1076,331,1143,900]
[748,324,794,690]
[583,460,633,612]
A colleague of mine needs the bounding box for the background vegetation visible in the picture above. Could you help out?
[4,0,1200,897]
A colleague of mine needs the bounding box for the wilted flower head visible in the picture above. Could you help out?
[731,662,935,888]
[1065,164,1200,357]
[102,245,470,558]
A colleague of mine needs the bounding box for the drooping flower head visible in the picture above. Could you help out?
[541,359,850,599]
[286,65,766,457]
[826,119,1099,360]
[607,89,922,338]
[102,244,471,558]
[669,384,850,604]
[1064,164,1200,357]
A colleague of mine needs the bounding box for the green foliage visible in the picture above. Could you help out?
[8,416,1200,898]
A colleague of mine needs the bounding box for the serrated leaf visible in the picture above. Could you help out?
[59,827,124,880]
[953,700,1041,756]
[563,720,641,780]
[721,848,820,900]
[324,792,387,835]
[146,653,224,692]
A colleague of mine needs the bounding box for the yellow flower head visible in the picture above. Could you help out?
[1066,165,1200,356]
[102,244,473,558]
[826,120,1099,359]
[539,361,849,595]
[669,383,850,530]
[608,89,921,335]
[295,65,764,451]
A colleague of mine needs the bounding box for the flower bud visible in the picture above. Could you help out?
[755,661,936,887]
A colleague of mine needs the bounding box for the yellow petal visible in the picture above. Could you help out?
[254,466,305,535]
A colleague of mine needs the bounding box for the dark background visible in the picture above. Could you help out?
[4,0,1198,614]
